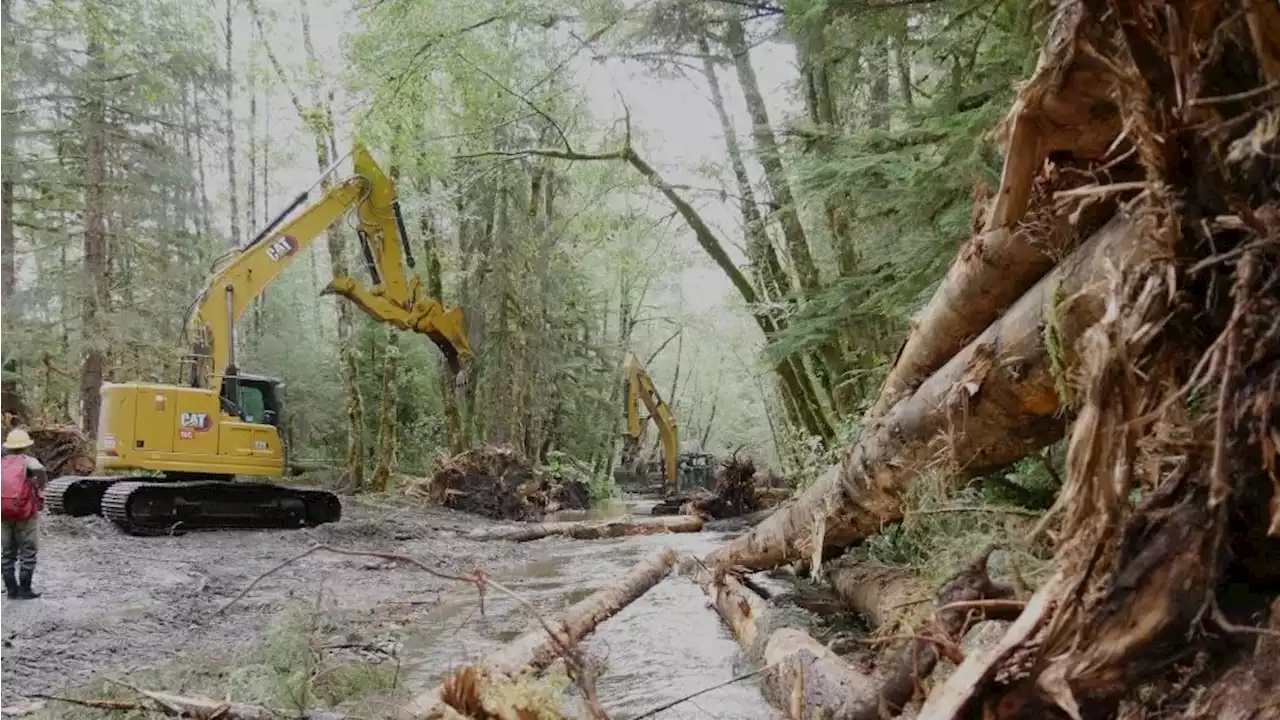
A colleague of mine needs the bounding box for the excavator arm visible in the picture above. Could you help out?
[622,351,679,494]
[185,143,475,402]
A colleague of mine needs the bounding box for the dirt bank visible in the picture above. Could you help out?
[0,501,530,707]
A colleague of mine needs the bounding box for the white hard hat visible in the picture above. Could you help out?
[3,428,34,450]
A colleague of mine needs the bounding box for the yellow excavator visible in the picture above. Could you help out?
[620,350,691,495]
[46,144,476,534]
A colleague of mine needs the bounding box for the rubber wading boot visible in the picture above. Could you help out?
[2,570,17,599]
[15,568,40,599]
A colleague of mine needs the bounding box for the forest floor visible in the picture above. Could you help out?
[0,497,771,719]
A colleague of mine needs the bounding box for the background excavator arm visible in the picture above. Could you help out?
[185,144,475,401]
[622,351,679,493]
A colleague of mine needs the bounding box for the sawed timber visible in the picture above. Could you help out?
[402,550,677,719]
[706,212,1158,572]
[466,515,703,542]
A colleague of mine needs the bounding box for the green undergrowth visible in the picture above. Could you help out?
[35,603,401,719]
[842,455,1062,594]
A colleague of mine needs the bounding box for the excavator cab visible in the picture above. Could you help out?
[220,374,283,428]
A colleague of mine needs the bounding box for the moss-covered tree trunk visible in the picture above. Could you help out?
[1,0,16,305]
[371,327,397,492]
[79,4,109,436]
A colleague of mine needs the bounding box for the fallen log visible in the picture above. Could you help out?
[706,212,1156,572]
[866,1,1125,421]
[827,562,924,632]
[704,509,774,533]
[691,549,1018,719]
[466,515,702,542]
[403,550,678,719]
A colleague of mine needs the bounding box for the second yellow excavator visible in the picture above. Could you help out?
[46,144,476,534]
[619,351,713,496]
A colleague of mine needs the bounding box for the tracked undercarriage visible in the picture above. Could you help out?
[45,475,341,535]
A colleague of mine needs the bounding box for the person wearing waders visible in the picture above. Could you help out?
[2,428,48,599]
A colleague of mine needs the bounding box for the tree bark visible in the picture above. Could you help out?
[698,33,788,304]
[723,17,817,293]
[466,514,703,542]
[223,0,240,248]
[371,327,397,492]
[79,6,109,436]
[827,561,922,631]
[1,0,16,304]
[865,3,1123,422]
[402,550,678,719]
[699,34,831,429]
[420,206,463,454]
[706,213,1154,571]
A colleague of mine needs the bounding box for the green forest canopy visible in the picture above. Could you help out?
[0,0,1045,489]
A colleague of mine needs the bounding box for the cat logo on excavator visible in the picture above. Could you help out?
[265,236,299,263]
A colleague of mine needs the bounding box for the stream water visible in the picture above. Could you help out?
[401,497,777,719]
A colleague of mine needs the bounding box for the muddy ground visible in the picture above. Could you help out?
[0,501,520,704]
[0,498,773,719]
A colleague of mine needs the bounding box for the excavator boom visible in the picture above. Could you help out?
[622,351,679,494]
[187,144,475,397]
[48,143,476,535]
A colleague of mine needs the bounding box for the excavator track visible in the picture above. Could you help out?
[100,479,342,536]
[44,476,125,517]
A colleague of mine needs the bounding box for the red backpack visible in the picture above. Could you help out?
[1,455,39,522]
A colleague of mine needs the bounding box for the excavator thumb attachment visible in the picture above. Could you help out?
[321,277,478,386]
[421,304,480,389]
[446,304,482,389]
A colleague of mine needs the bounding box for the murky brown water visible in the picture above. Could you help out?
[402,497,777,719]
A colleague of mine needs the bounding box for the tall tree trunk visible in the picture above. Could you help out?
[698,34,788,303]
[421,207,463,454]
[1,0,16,304]
[223,0,240,248]
[723,17,849,420]
[80,5,109,436]
[371,327,397,492]
[700,41,836,439]
[251,0,366,489]
[724,18,817,291]
[892,16,913,109]
[192,86,214,250]
[247,35,263,344]
[868,35,891,130]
